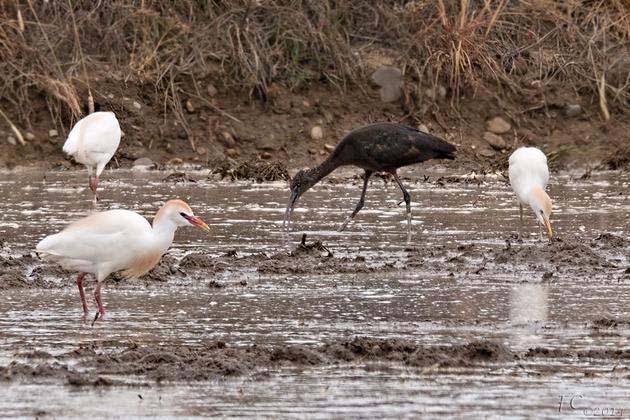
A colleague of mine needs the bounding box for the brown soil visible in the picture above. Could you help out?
[3,335,630,385]
[3,232,627,291]
[2,80,629,174]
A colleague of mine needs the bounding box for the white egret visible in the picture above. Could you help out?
[508,147,553,240]
[63,111,121,203]
[36,200,210,322]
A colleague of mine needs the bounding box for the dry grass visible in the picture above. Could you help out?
[0,0,628,140]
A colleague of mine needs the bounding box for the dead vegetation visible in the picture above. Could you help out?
[0,1,629,146]
[210,160,289,182]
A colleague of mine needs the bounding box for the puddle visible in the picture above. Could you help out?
[0,168,629,417]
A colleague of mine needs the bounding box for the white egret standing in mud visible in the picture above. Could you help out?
[508,147,553,240]
[62,111,121,204]
[283,123,456,238]
[36,200,210,323]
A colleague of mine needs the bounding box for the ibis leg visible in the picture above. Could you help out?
[338,171,372,231]
[76,273,88,318]
[392,172,412,236]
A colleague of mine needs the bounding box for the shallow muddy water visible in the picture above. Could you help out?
[0,168,629,418]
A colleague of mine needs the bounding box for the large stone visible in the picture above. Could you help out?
[483,132,507,150]
[486,117,511,134]
[370,66,403,103]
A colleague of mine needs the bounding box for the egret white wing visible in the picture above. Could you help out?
[36,210,151,264]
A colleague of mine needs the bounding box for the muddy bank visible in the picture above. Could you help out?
[3,335,630,385]
[2,232,628,290]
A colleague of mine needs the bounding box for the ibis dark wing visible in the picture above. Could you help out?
[337,123,455,171]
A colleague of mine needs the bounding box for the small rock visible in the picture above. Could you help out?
[483,132,507,150]
[132,101,142,110]
[225,148,239,158]
[207,84,218,97]
[324,143,335,152]
[436,85,447,99]
[167,157,183,165]
[486,117,511,134]
[260,151,272,160]
[307,148,317,155]
[48,129,58,138]
[25,132,35,141]
[132,157,156,168]
[220,131,236,148]
[478,148,496,158]
[564,104,582,118]
[371,66,403,103]
[6,136,16,145]
[310,126,324,140]
[185,99,195,113]
[417,124,429,133]
[196,146,208,156]
[518,128,538,143]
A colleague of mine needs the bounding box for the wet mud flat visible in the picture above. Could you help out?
[0,168,629,417]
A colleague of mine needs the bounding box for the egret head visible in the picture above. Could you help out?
[156,199,210,231]
[529,186,553,240]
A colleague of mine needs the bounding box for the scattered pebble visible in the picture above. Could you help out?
[132,101,142,110]
[324,144,335,152]
[310,126,324,140]
[220,131,236,148]
[564,104,582,118]
[207,84,218,97]
[226,148,239,158]
[185,99,195,113]
[486,117,511,134]
[48,129,58,138]
[132,157,156,169]
[260,151,272,160]
[478,148,496,158]
[417,124,429,133]
[6,136,16,145]
[25,132,35,141]
[483,132,507,150]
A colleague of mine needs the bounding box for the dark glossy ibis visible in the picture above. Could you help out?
[283,122,456,235]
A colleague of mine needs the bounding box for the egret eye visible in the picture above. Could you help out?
[180,212,189,219]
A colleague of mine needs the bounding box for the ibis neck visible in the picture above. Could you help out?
[308,157,338,184]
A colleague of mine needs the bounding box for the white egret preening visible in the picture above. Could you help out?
[36,200,210,323]
[63,111,121,203]
[508,147,553,240]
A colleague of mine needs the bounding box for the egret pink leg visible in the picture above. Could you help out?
[89,176,99,204]
[76,273,89,317]
[94,282,106,321]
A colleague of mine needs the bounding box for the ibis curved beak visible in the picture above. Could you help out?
[542,215,553,240]
[283,189,299,229]
[185,215,210,232]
